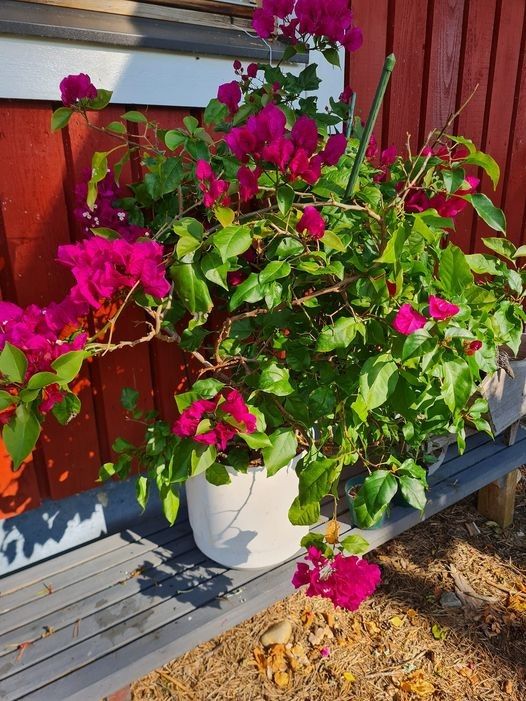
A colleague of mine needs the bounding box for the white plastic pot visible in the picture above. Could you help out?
[186,454,308,569]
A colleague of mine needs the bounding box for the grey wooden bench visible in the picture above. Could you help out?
[0,429,524,701]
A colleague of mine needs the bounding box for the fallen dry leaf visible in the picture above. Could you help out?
[400,669,436,697]
[507,594,526,612]
[273,670,289,688]
[390,615,404,628]
[504,679,514,695]
[343,671,356,683]
[325,519,339,544]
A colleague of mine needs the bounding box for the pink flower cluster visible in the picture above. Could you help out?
[405,175,479,218]
[195,160,230,209]
[253,0,363,53]
[392,295,460,335]
[296,206,325,239]
[60,73,97,107]
[217,81,242,115]
[0,300,88,421]
[74,169,148,241]
[57,237,170,308]
[172,389,257,451]
[292,546,381,611]
[225,104,347,194]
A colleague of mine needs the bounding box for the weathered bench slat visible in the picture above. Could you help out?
[0,431,523,701]
[0,533,200,661]
[0,514,173,595]
[0,521,192,616]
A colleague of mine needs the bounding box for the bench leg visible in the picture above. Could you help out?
[103,685,131,701]
[477,469,520,528]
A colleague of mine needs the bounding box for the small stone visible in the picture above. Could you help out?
[440,591,463,609]
[260,619,293,646]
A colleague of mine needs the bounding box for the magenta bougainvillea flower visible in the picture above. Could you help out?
[464,339,483,356]
[195,160,230,208]
[296,206,326,239]
[320,133,347,166]
[392,304,427,335]
[227,270,247,287]
[429,295,460,320]
[60,73,97,107]
[73,169,148,241]
[237,166,260,202]
[405,175,479,218]
[253,0,362,52]
[57,237,170,307]
[292,546,381,611]
[217,81,242,115]
[0,301,87,377]
[172,389,257,451]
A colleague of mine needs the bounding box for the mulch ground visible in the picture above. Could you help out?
[132,471,526,701]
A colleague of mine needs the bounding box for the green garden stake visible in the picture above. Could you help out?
[346,91,357,139]
[344,53,396,198]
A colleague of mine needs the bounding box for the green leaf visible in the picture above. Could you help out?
[215,206,235,228]
[441,169,465,194]
[321,229,347,252]
[259,260,291,284]
[121,110,148,123]
[3,405,41,470]
[201,251,229,290]
[340,534,369,555]
[376,225,406,264]
[351,492,387,528]
[359,354,398,410]
[361,470,398,513]
[464,151,500,188]
[316,317,358,352]
[52,392,81,425]
[191,444,217,476]
[88,89,112,110]
[465,193,506,233]
[262,428,297,476]
[136,475,149,510]
[402,329,432,361]
[398,475,427,511]
[87,151,109,208]
[439,244,474,295]
[206,463,231,486]
[465,253,501,275]
[277,185,295,215]
[203,98,228,125]
[51,107,73,132]
[0,342,28,383]
[228,273,265,310]
[159,484,180,525]
[106,121,127,135]
[212,225,252,263]
[322,46,341,67]
[121,387,139,411]
[0,390,17,411]
[51,351,87,383]
[183,115,199,134]
[482,236,516,260]
[514,244,526,258]
[170,263,213,313]
[91,227,120,240]
[176,235,201,258]
[442,358,472,411]
[298,457,338,505]
[239,431,271,449]
[164,130,186,150]
[26,371,58,390]
[288,496,320,525]
[99,462,116,481]
[258,362,294,396]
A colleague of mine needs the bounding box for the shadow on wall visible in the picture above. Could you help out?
[0,475,166,574]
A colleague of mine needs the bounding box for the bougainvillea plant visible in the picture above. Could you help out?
[2,0,525,610]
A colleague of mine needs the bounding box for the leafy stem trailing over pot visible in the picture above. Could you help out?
[0,0,524,609]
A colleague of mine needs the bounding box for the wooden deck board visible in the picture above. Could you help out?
[0,431,524,701]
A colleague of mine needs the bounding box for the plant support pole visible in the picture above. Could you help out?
[345,54,396,198]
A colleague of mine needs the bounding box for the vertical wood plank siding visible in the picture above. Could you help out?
[0,100,194,516]
[1,0,525,515]
[348,0,526,250]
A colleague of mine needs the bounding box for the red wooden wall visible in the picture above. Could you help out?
[348,0,526,252]
[1,0,525,517]
[0,102,196,518]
